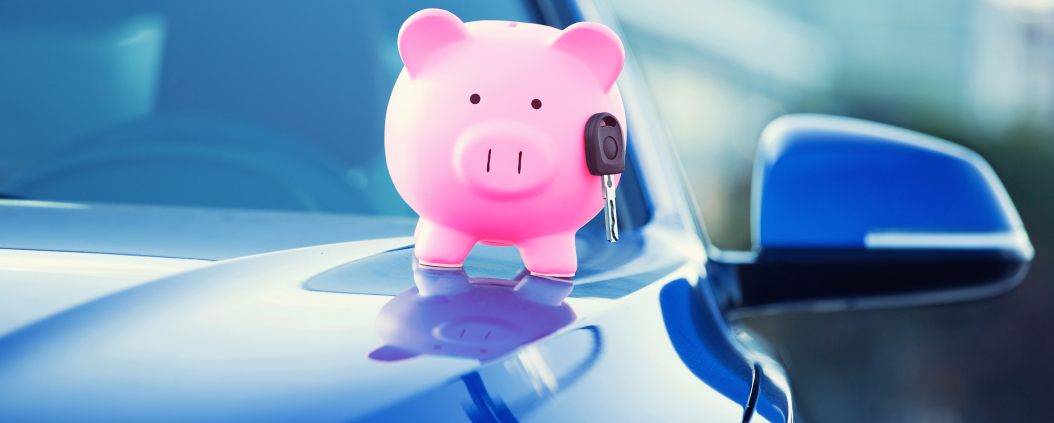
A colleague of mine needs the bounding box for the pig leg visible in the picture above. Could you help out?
[414,219,476,268]
[517,233,577,277]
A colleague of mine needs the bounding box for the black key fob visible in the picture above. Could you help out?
[584,113,625,176]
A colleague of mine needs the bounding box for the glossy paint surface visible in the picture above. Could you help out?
[0,249,209,335]
[0,200,417,260]
[0,239,752,422]
[359,277,749,422]
[0,239,461,422]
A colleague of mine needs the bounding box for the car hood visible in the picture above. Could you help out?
[0,200,748,421]
[0,238,471,421]
[0,199,415,339]
[0,249,212,336]
[0,237,744,422]
[0,199,418,260]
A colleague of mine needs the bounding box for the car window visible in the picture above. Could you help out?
[0,0,538,216]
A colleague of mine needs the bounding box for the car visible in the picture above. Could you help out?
[0,0,1033,422]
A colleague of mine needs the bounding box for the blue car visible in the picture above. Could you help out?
[0,0,1033,422]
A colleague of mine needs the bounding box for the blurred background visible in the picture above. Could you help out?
[606,0,1054,421]
[1,0,1051,420]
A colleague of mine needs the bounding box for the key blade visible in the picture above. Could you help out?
[602,175,618,242]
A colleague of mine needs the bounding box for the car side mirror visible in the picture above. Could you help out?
[708,114,1033,315]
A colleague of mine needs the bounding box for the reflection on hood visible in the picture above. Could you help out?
[369,261,576,362]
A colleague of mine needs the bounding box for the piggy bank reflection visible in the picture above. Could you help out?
[368,263,576,362]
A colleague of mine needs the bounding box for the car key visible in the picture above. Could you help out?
[584,112,625,242]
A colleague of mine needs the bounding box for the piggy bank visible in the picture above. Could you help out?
[368,264,577,362]
[385,9,627,277]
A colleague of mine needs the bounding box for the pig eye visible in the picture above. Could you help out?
[470,94,480,104]
[531,99,542,109]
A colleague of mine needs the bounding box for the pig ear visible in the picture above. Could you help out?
[398,9,470,78]
[549,22,625,93]
[368,345,421,362]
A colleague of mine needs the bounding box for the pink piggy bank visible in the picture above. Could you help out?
[385,9,627,277]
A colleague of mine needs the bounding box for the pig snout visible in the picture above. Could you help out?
[434,318,518,345]
[453,122,557,199]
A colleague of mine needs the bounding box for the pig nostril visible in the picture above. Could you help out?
[487,149,491,172]
[470,94,480,104]
[518,151,522,174]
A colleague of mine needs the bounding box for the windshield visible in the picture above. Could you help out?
[0,0,538,216]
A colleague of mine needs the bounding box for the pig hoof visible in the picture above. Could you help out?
[418,260,464,269]
[529,271,574,279]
